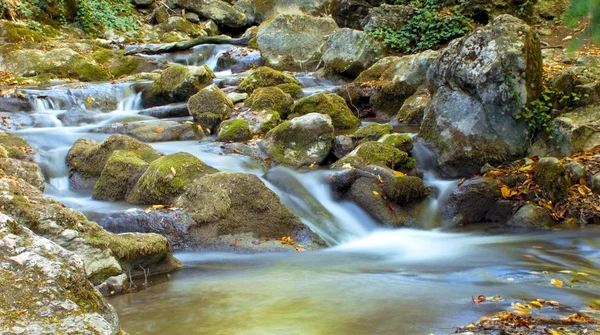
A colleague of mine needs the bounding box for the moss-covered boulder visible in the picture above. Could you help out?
[66,134,161,189]
[322,28,385,77]
[232,109,282,134]
[256,14,338,71]
[354,123,392,142]
[92,120,205,142]
[93,151,150,201]
[0,131,34,161]
[216,119,253,142]
[92,48,164,78]
[239,66,302,93]
[0,158,45,191]
[0,21,47,44]
[277,83,304,99]
[188,85,234,132]
[128,152,219,205]
[442,177,502,227]
[395,88,430,126]
[260,113,334,167]
[176,0,247,28]
[245,86,294,116]
[354,56,400,83]
[379,133,413,153]
[143,64,215,108]
[158,16,207,37]
[291,93,360,130]
[534,157,569,204]
[332,141,408,170]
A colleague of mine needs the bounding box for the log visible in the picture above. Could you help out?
[125,36,249,55]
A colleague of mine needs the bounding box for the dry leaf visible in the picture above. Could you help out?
[372,190,380,196]
[551,278,564,288]
[155,127,165,134]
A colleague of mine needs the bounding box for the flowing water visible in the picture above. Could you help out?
[6,46,600,334]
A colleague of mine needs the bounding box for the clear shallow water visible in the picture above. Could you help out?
[5,48,600,334]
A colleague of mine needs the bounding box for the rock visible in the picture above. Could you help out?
[176,0,247,28]
[333,135,356,159]
[353,123,392,142]
[239,66,302,93]
[322,28,385,77]
[420,15,543,177]
[530,106,600,158]
[66,135,161,189]
[256,14,338,71]
[185,11,201,23]
[442,177,501,226]
[378,133,413,153]
[0,95,33,113]
[260,113,334,167]
[93,151,150,201]
[394,87,430,126]
[153,6,170,24]
[0,213,123,334]
[361,4,415,31]
[227,92,248,103]
[201,19,221,35]
[329,0,373,30]
[216,119,253,142]
[97,273,129,296]
[175,172,314,247]
[245,86,293,116]
[216,47,264,73]
[128,152,218,205]
[371,50,439,117]
[236,0,331,24]
[535,0,571,19]
[277,83,304,99]
[232,109,281,134]
[134,0,154,5]
[0,158,45,191]
[507,204,555,228]
[92,120,205,142]
[92,49,164,78]
[331,141,409,170]
[592,173,600,194]
[565,161,586,184]
[138,102,190,118]
[0,131,34,161]
[143,64,215,108]
[188,85,234,132]
[354,56,400,83]
[534,157,569,204]
[291,93,360,129]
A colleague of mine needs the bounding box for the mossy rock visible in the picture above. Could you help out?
[188,85,234,132]
[66,134,161,189]
[92,120,205,142]
[93,151,150,201]
[385,175,430,205]
[396,89,430,125]
[255,110,281,134]
[92,49,161,78]
[128,152,219,205]
[291,93,360,130]
[245,86,293,116]
[239,67,301,93]
[332,141,408,170]
[0,21,47,43]
[534,157,569,204]
[354,123,392,142]
[276,83,304,99]
[158,17,206,37]
[0,131,34,161]
[216,119,253,142]
[0,158,45,191]
[379,133,414,153]
[145,65,215,107]
[354,56,400,83]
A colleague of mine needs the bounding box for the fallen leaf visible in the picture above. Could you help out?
[529,300,543,308]
[472,295,486,303]
[170,167,176,176]
[392,170,405,177]
[308,162,316,169]
[155,127,165,134]
[551,278,564,288]
[372,190,380,196]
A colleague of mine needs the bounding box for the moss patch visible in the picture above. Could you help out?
[239,67,301,93]
[93,150,149,201]
[291,93,361,130]
[332,141,408,170]
[216,119,253,142]
[245,86,293,116]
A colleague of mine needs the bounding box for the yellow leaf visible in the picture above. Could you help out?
[529,301,543,308]
[170,167,176,176]
[308,162,316,169]
[392,170,406,177]
[152,205,167,209]
[551,278,564,288]
[519,165,534,173]
[86,97,95,104]
[549,330,560,335]
[185,121,195,125]
[501,186,511,198]
[155,127,165,134]
[372,191,380,196]
[341,163,353,169]
[465,324,475,329]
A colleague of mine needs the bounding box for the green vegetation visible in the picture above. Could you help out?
[366,0,473,52]
[565,0,600,47]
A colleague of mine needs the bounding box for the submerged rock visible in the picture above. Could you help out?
[92,120,205,142]
[188,85,234,132]
[291,93,360,130]
[260,113,334,167]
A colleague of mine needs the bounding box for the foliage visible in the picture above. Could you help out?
[366,0,474,53]
[516,89,583,138]
[564,0,600,47]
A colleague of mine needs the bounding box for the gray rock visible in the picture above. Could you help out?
[236,0,330,24]
[330,0,373,30]
[361,4,415,31]
[507,204,555,228]
[188,85,234,132]
[322,28,385,77]
[227,92,248,103]
[394,87,430,126]
[0,158,45,191]
[176,0,247,28]
[217,47,264,73]
[216,119,253,142]
[442,177,501,227]
[534,157,568,204]
[591,173,600,194]
[420,15,543,177]
[133,0,154,5]
[92,120,205,142]
[202,19,221,35]
[333,135,356,159]
[565,161,586,184]
[185,11,201,23]
[231,109,281,134]
[138,102,190,118]
[142,65,215,108]
[535,0,571,19]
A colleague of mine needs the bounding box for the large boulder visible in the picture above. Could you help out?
[66,135,161,189]
[260,113,334,167]
[216,119,253,142]
[534,0,571,19]
[442,177,501,227]
[188,85,234,132]
[93,151,150,201]
[128,152,219,205]
[360,3,415,31]
[322,28,385,77]
[256,14,338,71]
[142,65,215,108]
[239,66,302,93]
[0,213,123,334]
[420,15,543,177]
[245,86,294,116]
[91,120,205,142]
[175,0,247,28]
[291,93,360,129]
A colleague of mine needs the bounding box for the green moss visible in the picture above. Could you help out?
[291,93,361,130]
[248,37,259,49]
[354,123,392,141]
[128,152,218,205]
[75,60,111,81]
[151,65,190,96]
[0,132,33,160]
[216,119,253,142]
[151,65,215,103]
[388,175,430,204]
[245,86,293,116]
[332,141,408,169]
[91,49,114,64]
[354,57,398,83]
[276,83,303,99]
[0,21,47,43]
[256,110,281,134]
[380,133,414,152]
[93,150,149,201]
[239,67,302,93]
[534,158,569,203]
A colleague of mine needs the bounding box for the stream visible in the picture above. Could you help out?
[6,45,600,334]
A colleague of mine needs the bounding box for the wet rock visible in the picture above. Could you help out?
[0,213,123,334]
[216,119,253,142]
[329,0,373,30]
[256,14,338,71]
[534,157,568,204]
[92,48,165,78]
[138,102,190,118]
[244,86,293,116]
[394,87,430,126]
[97,274,129,296]
[322,28,385,77]
[57,108,101,127]
[66,134,161,189]
[128,152,218,205]
[216,47,264,73]
[142,64,215,108]
[158,17,207,37]
[227,92,248,103]
[485,199,515,223]
[92,120,204,142]
[353,123,392,142]
[260,113,334,167]
[0,95,33,113]
[332,141,409,170]
[188,85,234,132]
[506,204,555,228]
[420,15,543,177]
[291,93,360,130]
[361,3,415,31]
[92,151,150,201]
[442,177,501,227]
[239,66,302,93]
[378,133,413,153]
[202,19,221,35]
[176,0,247,28]
[354,56,399,83]
[0,158,45,191]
